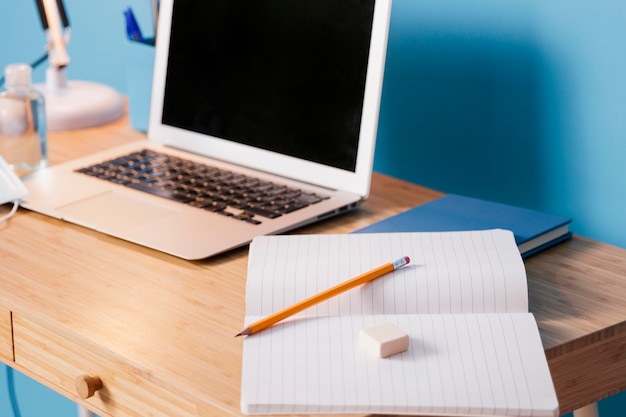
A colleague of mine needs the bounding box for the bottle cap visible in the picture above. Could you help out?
[4,64,33,91]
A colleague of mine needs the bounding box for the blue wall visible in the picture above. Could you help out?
[1,1,625,416]
[375,0,626,252]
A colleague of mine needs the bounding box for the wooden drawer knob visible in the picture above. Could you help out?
[75,374,103,399]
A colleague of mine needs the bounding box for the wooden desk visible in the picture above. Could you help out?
[1,114,625,417]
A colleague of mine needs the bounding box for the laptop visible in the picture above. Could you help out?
[20,0,392,260]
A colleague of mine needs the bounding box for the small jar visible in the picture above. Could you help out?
[0,63,48,175]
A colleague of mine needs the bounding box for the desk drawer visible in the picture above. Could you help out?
[13,315,198,417]
[0,306,13,362]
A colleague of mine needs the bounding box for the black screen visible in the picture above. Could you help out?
[162,0,376,172]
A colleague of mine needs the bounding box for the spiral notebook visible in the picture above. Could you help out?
[240,230,559,416]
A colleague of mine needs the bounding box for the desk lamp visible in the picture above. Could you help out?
[34,0,123,131]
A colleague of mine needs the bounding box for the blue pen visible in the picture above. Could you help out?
[124,7,145,43]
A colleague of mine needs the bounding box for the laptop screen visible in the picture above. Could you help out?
[161,0,376,173]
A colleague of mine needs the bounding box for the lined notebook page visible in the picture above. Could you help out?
[245,230,528,319]
[241,313,558,416]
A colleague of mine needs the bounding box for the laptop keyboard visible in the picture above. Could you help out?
[76,149,329,225]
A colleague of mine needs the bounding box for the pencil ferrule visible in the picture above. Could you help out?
[392,256,409,269]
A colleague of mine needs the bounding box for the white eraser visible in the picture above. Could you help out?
[359,322,409,358]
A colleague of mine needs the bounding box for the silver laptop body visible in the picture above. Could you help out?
[20,0,392,259]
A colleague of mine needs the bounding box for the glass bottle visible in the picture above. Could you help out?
[0,63,48,175]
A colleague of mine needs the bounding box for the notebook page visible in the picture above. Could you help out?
[240,313,558,416]
[244,230,528,319]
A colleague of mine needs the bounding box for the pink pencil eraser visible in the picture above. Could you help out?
[359,322,409,358]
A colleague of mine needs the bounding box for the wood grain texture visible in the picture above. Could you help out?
[0,109,625,416]
[0,306,13,362]
[527,239,626,413]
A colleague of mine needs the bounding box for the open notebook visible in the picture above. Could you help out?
[240,230,559,416]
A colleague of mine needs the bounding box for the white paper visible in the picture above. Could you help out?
[240,230,558,416]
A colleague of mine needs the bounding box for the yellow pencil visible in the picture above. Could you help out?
[236,256,410,337]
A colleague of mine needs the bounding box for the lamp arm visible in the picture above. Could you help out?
[35,0,71,68]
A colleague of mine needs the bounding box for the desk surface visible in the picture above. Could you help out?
[1,114,626,417]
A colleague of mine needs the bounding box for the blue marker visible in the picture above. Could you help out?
[124,7,145,43]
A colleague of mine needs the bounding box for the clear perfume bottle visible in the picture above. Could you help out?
[0,63,48,175]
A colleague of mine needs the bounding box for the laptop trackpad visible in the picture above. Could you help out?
[57,191,177,231]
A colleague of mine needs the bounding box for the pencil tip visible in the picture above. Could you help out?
[235,327,252,337]
[404,256,410,264]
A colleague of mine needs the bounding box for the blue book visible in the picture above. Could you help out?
[355,194,572,258]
